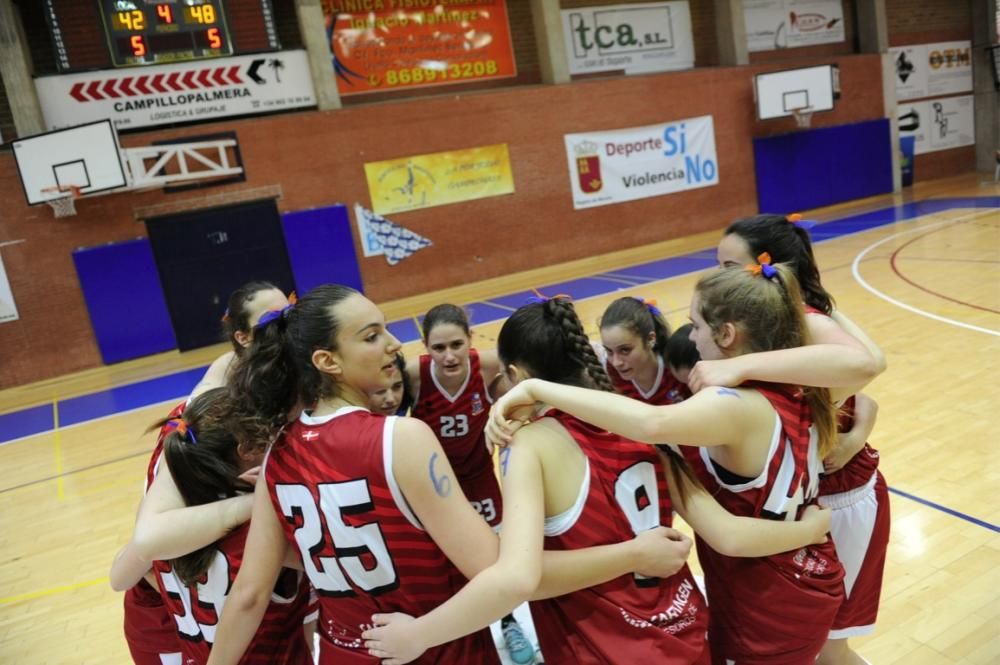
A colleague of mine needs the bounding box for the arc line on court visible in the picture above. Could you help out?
[851,215,1000,338]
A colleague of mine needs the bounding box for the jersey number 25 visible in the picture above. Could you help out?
[276,481,399,596]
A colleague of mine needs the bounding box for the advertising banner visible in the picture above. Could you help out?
[744,0,844,52]
[35,50,316,131]
[561,2,694,76]
[564,116,718,210]
[897,95,975,155]
[364,143,514,215]
[0,254,18,324]
[889,41,972,101]
[324,1,516,96]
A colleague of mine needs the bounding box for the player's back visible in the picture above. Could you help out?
[264,407,500,665]
[154,524,311,665]
[528,410,708,665]
[690,381,844,664]
[410,349,492,478]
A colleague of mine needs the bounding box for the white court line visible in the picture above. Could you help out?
[851,213,1000,338]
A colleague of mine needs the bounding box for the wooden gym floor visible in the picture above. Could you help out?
[0,173,997,664]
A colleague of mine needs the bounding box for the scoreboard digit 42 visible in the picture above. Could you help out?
[99,0,233,67]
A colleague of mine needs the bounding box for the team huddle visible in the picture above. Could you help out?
[110,214,890,665]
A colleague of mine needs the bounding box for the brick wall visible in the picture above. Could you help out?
[0,51,884,388]
[887,0,975,181]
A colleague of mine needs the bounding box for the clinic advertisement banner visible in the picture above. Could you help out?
[364,143,514,215]
[561,2,694,76]
[889,41,972,101]
[34,50,316,131]
[744,0,844,52]
[897,95,975,156]
[0,254,19,323]
[323,1,516,96]
[564,116,719,210]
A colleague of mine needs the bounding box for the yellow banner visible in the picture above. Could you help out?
[364,144,514,215]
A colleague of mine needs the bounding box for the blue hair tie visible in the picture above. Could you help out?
[255,304,294,329]
[164,418,197,445]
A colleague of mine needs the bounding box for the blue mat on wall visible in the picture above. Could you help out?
[282,205,364,294]
[753,118,894,214]
[72,238,176,364]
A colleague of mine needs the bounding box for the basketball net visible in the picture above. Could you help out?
[791,106,814,129]
[40,185,81,218]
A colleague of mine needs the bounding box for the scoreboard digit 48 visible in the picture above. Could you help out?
[99,0,233,67]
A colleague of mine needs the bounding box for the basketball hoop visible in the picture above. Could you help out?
[40,185,81,218]
[791,106,814,129]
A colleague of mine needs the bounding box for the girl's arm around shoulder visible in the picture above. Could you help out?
[190,351,236,399]
[403,358,422,400]
[129,459,253,563]
[490,378,753,449]
[205,476,291,665]
[365,418,544,662]
[664,452,830,557]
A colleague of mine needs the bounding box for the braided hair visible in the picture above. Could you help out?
[497,297,614,392]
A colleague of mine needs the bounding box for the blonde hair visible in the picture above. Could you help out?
[695,264,837,457]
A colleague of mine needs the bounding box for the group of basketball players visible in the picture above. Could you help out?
[110,213,890,665]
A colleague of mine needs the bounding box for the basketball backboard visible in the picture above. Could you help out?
[12,119,128,205]
[754,64,837,121]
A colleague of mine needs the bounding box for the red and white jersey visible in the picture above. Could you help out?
[264,408,500,665]
[820,395,881,495]
[411,349,493,479]
[154,524,311,665]
[529,410,708,665]
[802,307,883,496]
[124,401,186,655]
[690,382,844,664]
[605,355,691,406]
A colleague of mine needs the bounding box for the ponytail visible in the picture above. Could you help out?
[695,263,838,456]
[548,298,615,392]
[497,297,613,391]
[149,388,251,586]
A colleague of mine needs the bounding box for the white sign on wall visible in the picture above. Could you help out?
[564,115,718,210]
[561,2,695,75]
[35,50,316,131]
[744,0,845,52]
[0,255,19,324]
[889,41,973,101]
[897,95,975,155]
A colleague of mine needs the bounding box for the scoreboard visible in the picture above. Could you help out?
[98,0,233,67]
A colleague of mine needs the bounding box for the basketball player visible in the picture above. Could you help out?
[486,263,876,664]
[713,214,889,665]
[598,296,690,405]
[115,281,293,665]
[189,281,290,398]
[362,295,836,665]
[407,304,533,663]
[368,354,412,416]
[112,388,311,664]
[204,285,692,665]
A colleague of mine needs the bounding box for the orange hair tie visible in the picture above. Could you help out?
[287,291,298,305]
[529,288,572,302]
[745,252,777,279]
[787,213,802,223]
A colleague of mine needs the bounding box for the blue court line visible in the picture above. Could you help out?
[1,196,997,447]
[888,487,1000,533]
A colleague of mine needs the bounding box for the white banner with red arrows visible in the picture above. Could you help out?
[35,50,316,131]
